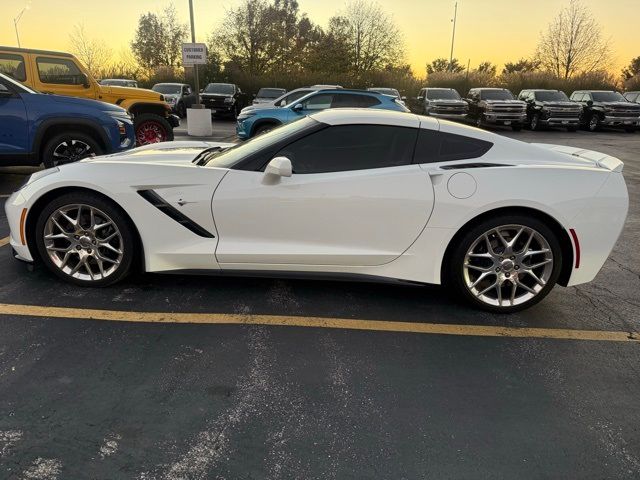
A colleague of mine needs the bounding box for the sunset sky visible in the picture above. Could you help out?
[2,0,637,76]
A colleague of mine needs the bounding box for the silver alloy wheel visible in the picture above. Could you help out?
[463,224,554,308]
[531,114,539,130]
[52,140,93,166]
[43,204,124,281]
[589,115,599,131]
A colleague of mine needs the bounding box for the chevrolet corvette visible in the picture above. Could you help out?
[4,109,628,312]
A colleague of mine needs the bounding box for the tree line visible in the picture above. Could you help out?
[69,0,640,95]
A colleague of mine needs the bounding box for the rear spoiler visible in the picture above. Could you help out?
[531,143,624,172]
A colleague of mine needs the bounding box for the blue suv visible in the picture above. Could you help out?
[0,73,135,168]
[236,89,409,139]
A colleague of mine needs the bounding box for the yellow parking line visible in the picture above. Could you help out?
[0,237,9,248]
[0,302,636,343]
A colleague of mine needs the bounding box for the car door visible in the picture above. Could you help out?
[212,123,435,267]
[32,55,94,99]
[0,80,29,161]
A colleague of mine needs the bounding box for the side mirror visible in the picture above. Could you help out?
[401,96,407,101]
[81,73,90,88]
[417,96,424,101]
[199,89,203,93]
[587,100,593,106]
[292,103,303,111]
[253,93,257,98]
[264,157,292,181]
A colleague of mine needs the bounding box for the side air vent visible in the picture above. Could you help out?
[138,190,215,238]
[440,163,512,170]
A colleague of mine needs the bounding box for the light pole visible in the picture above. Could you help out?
[14,5,30,48]
[449,1,458,71]
[188,0,202,107]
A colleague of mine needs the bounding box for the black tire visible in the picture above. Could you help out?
[134,113,174,145]
[511,125,522,132]
[587,113,601,132]
[475,115,483,128]
[34,191,136,287]
[177,102,187,118]
[530,113,541,131]
[445,214,562,313]
[41,131,103,169]
[253,123,278,137]
[566,126,578,132]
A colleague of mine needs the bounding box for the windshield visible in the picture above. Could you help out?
[481,90,514,100]
[152,84,182,94]
[204,83,235,95]
[369,88,400,98]
[202,117,318,168]
[0,73,38,94]
[426,89,460,100]
[591,91,626,102]
[535,91,569,101]
[257,88,286,99]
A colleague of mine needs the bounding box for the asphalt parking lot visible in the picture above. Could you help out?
[0,125,639,479]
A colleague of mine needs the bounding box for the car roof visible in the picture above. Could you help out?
[154,83,186,86]
[310,108,426,128]
[0,45,73,57]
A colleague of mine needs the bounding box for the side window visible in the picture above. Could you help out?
[36,57,84,85]
[303,93,333,110]
[330,94,364,108]
[626,93,638,102]
[414,130,493,164]
[0,53,26,81]
[357,95,382,107]
[276,125,418,174]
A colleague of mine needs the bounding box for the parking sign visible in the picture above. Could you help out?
[182,43,207,65]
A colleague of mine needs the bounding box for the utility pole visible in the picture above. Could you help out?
[188,0,202,107]
[14,6,30,48]
[449,1,458,71]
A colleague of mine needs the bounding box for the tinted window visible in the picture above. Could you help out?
[277,125,418,174]
[36,57,84,85]
[283,90,311,105]
[0,53,26,81]
[571,93,584,101]
[426,89,460,100]
[303,93,333,110]
[204,83,234,94]
[414,130,493,163]
[330,94,363,108]
[535,91,569,101]
[480,90,514,100]
[591,91,625,102]
[357,95,382,107]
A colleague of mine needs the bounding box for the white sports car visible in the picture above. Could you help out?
[4,109,628,312]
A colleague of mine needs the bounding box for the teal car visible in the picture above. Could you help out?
[236,89,409,139]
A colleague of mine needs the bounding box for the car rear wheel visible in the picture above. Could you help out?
[253,123,278,137]
[42,132,103,169]
[35,192,135,287]
[588,114,601,132]
[134,113,174,145]
[447,215,562,313]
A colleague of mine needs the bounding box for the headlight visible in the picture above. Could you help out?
[237,112,256,121]
[106,110,132,122]
[167,97,176,104]
[224,97,234,104]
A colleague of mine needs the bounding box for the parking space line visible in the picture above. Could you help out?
[0,237,9,248]
[0,302,637,343]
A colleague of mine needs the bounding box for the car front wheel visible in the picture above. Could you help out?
[42,132,103,169]
[134,113,174,145]
[35,192,135,287]
[447,215,562,313]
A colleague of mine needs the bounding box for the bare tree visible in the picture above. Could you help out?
[68,24,112,76]
[336,0,404,75]
[535,0,611,79]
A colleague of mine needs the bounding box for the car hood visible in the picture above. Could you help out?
[82,141,236,166]
[483,99,526,105]
[46,94,126,113]
[428,99,467,106]
[98,85,163,101]
[595,101,640,110]
[540,101,581,108]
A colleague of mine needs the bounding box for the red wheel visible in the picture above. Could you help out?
[133,114,173,145]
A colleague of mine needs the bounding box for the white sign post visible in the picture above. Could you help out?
[182,42,207,66]
[183,42,212,136]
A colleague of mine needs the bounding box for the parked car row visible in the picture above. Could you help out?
[413,86,640,132]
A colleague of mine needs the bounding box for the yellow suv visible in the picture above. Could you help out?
[0,46,179,145]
